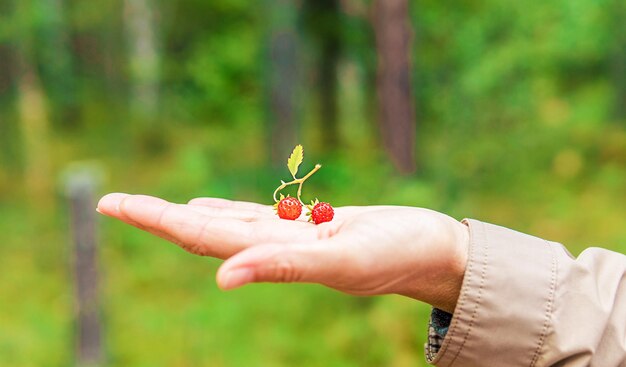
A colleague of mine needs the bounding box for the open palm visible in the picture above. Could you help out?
[98,193,468,312]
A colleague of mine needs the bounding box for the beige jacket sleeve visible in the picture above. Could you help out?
[429,219,626,367]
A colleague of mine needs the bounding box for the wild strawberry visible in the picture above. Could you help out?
[272,145,332,224]
[307,200,334,224]
[274,195,302,220]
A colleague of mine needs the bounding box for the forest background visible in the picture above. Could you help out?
[0,0,625,365]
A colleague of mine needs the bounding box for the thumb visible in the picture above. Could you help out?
[216,241,348,290]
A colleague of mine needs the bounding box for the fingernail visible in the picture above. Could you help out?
[97,193,130,216]
[221,268,254,290]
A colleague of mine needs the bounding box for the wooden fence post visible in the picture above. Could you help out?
[65,168,102,367]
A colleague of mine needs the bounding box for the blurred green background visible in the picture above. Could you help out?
[1,0,625,366]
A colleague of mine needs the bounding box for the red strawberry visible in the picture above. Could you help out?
[308,201,334,224]
[275,196,302,220]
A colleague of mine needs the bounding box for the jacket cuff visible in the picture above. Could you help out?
[428,219,559,366]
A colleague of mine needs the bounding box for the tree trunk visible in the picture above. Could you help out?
[372,0,416,174]
[613,1,626,121]
[304,0,341,148]
[16,57,53,206]
[40,0,76,124]
[124,0,160,120]
[0,45,13,95]
[0,45,16,169]
[267,0,300,166]
[13,0,53,205]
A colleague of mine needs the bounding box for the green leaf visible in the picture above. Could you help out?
[287,145,304,178]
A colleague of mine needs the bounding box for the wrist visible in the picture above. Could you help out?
[397,218,469,313]
[436,220,469,313]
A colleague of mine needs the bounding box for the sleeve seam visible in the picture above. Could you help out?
[445,220,490,366]
[529,240,558,366]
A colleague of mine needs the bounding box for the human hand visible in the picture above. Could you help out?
[97,193,469,313]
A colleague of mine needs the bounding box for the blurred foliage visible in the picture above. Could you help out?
[0,0,625,366]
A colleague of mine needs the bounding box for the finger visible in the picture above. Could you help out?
[99,193,255,258]
[184,204,274,222]
[97,192,131,217]
[188,197,274,215]
[216,238,350,290]
[98,193,154,229]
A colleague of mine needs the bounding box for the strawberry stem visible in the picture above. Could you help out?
[273,164,321,204]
